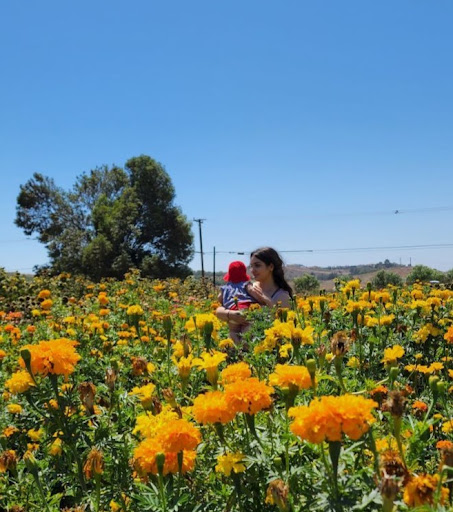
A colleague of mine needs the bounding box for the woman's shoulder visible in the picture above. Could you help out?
[271,288,291,307]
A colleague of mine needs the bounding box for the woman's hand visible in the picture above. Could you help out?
[246,283,273,307]
[227,310,249,325]
[216,306,248,325]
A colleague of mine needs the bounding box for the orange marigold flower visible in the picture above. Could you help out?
[289,394,377,444]
[20,338,81,378]
[192,390,236,424]
[220,362,251,384]
[224,377,274,415]
[40,299,53,310]
[444,326,453,344]
[412,400,428,412]
[157,419,201,453]
[403,473,449,507]
[37,289,51,300]
[133,438,196,476]
[0,349,6,360]
[268,364,312,391]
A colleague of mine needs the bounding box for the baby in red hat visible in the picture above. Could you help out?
[220,260,271,343]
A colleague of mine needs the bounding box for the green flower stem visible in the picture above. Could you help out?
[95,472,101,512]
[333,357,347,394]
[328,441,342,507]
[30,468,51,512]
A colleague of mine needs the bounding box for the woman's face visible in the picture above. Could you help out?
[249,255,274,282]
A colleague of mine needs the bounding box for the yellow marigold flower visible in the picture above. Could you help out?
[193,351,227,386]
[224,377,274,415]
[37,289,51,299]
[403,474,449,507]
[7,403,22,414]
[289,394,377,444]
[49,438,63,456]
[110,500,121,512]
[215,452,246,476]
[345,300,368,313]
[292,325,315,345]
[27,428,44,442]
[220,362,251,384]
[133,407,180,438]
[279,343,293,358]
[5,370,35,394]
[382,345,405,364]
[375,437,400,453]
[218,338,235,349]
[268,364,312,391]
[379,314,395,326]
[20,338,81,378]
[175,354,193,381]
[442,420,453,434]
[427,362,443,373]
[157,418,201,453]
[192,390,236,424]
[127,305,144,316]
[185,313,221,334]
[364,315,379,328]
[347,356,360,368]
[129,383,156,409]
[83,447,104,479]
[374,291,391,304]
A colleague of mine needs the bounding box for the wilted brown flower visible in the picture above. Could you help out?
[131,357,147,376]
[79,382,96,415]
[105,367,117,392]
[83,448,104,480]
[0,449,17,472]
[265,479,290,511]
[382,390,406,417]
[330,331,349,356]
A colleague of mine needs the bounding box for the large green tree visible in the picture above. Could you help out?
[15,155,194,280]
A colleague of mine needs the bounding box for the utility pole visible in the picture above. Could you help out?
[193,218,206,278]
[213,246,216,287]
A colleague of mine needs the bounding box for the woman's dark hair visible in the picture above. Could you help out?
[250,247,293,299]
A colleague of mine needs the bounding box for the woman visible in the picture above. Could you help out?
[216,247,293,328]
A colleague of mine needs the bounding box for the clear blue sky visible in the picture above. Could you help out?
[1,1,453,274]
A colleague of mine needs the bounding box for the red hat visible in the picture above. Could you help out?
[223,261,250,283]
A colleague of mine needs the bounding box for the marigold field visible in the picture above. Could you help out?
[2,271,453,511]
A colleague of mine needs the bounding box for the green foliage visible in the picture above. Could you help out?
[15,155,194,280]
[406,265,444,285]
[371,270,403,289]
[293,274,320,295]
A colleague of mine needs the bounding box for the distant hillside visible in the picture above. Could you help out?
[193,261,414,289]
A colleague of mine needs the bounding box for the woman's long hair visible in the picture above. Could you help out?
[250,247,293,298]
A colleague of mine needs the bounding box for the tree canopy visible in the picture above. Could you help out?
[15,155,194,280]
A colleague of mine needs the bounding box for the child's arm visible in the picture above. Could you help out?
[245,282,272,307]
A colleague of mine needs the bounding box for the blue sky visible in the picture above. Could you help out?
[1,1,453,274]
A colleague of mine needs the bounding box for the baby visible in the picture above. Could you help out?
[219,260,270,343]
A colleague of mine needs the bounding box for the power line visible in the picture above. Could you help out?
[196,242,453,255]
